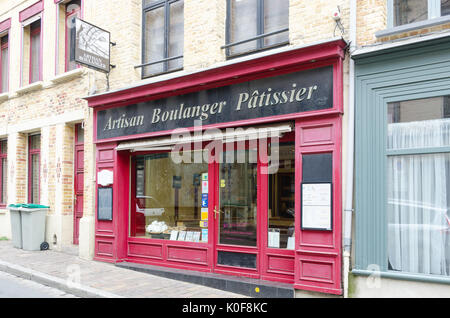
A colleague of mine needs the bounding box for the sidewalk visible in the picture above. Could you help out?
[0,241,246,298]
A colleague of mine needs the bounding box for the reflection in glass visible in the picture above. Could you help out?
[268,143,295,249]
[394,0,428,26]
[219,148,258,247]
[131,151,208,242]
[442,0,450,16]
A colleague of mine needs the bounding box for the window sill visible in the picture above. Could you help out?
[50,68,85,84]
[15,81,44,95]
[225,42,290,60]
[0,92,9,103]
[376,15,450,38]
[352,269,450,285]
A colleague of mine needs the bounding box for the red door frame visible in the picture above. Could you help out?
[87,39,346,294]
[73,123,84,245]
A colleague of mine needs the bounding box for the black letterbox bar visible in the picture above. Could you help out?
[221,28,289,49]
[134,55,184,69]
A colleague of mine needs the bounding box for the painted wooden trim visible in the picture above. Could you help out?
[0,19,11,34]
[19,1,44,23]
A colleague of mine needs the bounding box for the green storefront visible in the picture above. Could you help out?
[353,34,450,286]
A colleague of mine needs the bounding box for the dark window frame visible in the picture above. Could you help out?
[0,34,9,93]
[224,0,289,58]
[0,140,7,207]
[28,134,41,204]
[139,0,184,78]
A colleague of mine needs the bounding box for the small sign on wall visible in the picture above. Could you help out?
[97,169,113,186]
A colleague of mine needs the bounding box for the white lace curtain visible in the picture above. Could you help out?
[387,119,450,276]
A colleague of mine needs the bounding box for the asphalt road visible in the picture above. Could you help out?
[0,271,78,298]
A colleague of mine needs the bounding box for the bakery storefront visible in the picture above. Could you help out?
[86,39,346,295]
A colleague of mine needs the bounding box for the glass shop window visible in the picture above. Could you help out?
[131,150,208,242]
[227,0,289,57]
[268,142,295,250]
[387,96,450,277]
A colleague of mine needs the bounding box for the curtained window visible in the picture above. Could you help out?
[387,97,450,276]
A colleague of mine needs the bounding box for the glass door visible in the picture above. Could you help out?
[214,143,260,275]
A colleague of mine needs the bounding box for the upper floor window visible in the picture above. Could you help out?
[141,0,184,78]
[29,20,41,84]
[225,0,289,57]
[392,0,450,27]
[0,35,8,93]
[65,0,81,72]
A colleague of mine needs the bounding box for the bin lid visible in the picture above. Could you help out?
[8,204,50,209]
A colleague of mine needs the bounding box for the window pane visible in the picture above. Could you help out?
[263,0,289,47]
[0,140,6,154]
[131,151,209,242]
[143,6,165,76]
[387,152,450,276]
[76,124,84,143]
[168,0,184,71]
[219,148,258,247]
[31,153,40,204]
[387,96,450,150]
[442,0,450,16]
[30,25,41,83]
[229,0,258,56]
[268,143,295,249]
[1,158,6,204]
[394,0,428,26]
[1,45,8,93]
[29,135,41,150]
[66,14,80,72]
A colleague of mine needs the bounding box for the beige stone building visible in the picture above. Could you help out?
[0,0,449,297]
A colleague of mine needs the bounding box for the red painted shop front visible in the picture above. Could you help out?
[86,39,346,295]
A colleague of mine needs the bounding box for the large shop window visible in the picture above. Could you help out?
[391,0,450,27]
[268,142,295,249]
[1,35,8,93]
[131,150,208,242]
[141,0,184,78]
[28,134,41,204]
[387,96,450,277]
[225,0,289,57]
[0,140,7,207]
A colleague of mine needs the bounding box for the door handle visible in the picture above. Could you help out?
[214,206,223,219]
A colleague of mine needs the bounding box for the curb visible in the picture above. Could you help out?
[0,260,123,298]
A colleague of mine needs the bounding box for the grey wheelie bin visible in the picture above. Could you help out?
[8,204,23,249]
[20,204,50,251]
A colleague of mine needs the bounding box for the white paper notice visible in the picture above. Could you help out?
[302,183,332,230]
[287,236,295,250]
[170,230,178,240]
[268,230,280,248]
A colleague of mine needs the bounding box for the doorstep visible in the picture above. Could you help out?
[116,262,294,298]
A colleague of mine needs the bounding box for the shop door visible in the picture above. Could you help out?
[73,124,84,245]
[212,142,261,278]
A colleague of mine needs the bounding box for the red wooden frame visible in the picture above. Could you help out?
[87,39,346,294]
[0,34,9,93]
[0,140,7,208]
[29,21,42,84]
[28,135,41,204]
[64,0,81,72]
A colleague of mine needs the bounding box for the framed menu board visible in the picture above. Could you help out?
[301,182,332,231]
[97,187,113,221]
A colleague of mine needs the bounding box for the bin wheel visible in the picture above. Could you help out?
[40,242,49,251]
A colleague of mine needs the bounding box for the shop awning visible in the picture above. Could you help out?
[115,122,293,152]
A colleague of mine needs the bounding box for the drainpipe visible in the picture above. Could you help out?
[343,0,356,298]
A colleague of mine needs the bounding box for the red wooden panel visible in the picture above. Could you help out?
[96,220,113,233]
[299,231,335,249]
[97,240,114,257]
[19,1,44,22]
[300,259,334,284]
[0,18,11,33]
[98,149,114,161]
[167,246,208,265]
[128,242,163,260]
[300,124,334,146]
[266,254,295,275]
